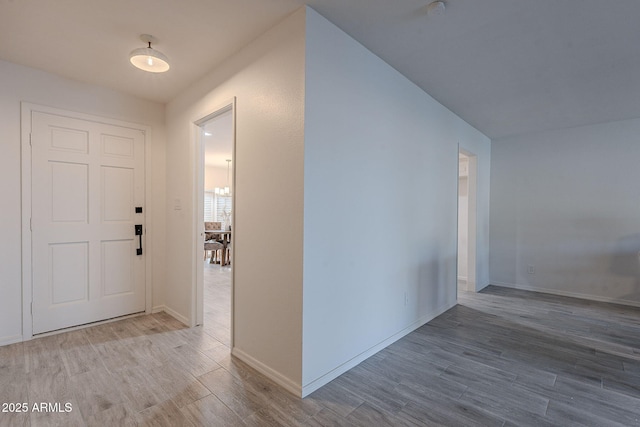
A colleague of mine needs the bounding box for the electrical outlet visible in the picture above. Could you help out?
[528,265,535,274]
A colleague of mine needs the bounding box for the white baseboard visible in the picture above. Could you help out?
[301,301,455,397]
[0,334,23,346]
[232,347,302,397]
[492,281,640,308]
[476,281,489,292]
[457,276,467,283]
[156,305,190,326]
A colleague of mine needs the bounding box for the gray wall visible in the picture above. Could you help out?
[302,8,491,395]
[490,118,640,305]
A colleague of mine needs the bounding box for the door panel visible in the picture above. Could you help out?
[102,239,135,296]
[102,133,135,158]
[102,166,134,222]
[51,162,88,223]
[32,111,145,334]
[50,242,89,304]
[50,126,89,153]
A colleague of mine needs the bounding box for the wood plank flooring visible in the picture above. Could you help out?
[1,269,640,426]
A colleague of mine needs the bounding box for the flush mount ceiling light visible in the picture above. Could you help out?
[129,34,170,73]
[427,1,446,16]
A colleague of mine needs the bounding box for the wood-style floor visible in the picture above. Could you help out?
[2,268,640,426]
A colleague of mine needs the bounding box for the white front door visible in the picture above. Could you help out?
[31,111,146,334]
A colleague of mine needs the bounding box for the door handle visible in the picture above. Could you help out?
[135,224,143,255]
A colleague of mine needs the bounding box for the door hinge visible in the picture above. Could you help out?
[30,302,33,315]
[29,133,32,146]
[30,217,32,231]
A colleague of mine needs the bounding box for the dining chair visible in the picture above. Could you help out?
[205,221,222,230]
[204,240,224,263]
[204,221,223,262]
[204,221,222,239]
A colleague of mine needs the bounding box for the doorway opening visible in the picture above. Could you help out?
[194,101,235,349]
[457,149,477,296]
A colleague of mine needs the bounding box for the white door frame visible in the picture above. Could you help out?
[20,102,153,341]
[191,98,236,346]
[457,147,478,293]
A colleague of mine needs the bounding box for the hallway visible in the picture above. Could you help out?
[2,279,640,425]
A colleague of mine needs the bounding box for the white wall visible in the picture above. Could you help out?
[458,167,469,282]
[0,59,166,345]
[164,9,305,389]
[204,165,228,191]
[302,8,491,395]
[490,117,640,306]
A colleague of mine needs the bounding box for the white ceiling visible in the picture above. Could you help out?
[0,0,302,104]
[2,0,640,139]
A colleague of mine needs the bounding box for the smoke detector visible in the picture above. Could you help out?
[427,1,446,16]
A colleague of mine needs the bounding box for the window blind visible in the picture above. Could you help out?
[204,191,215,222]
[204,191,232,228]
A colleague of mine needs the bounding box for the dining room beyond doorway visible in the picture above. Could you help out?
[195,102,235,332]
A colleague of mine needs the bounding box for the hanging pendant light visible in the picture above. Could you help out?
[129,34,170,73]
[215,160,232,196]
